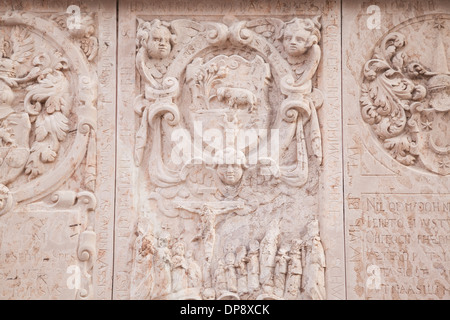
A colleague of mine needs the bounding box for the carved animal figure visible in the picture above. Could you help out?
[216,87,257,112]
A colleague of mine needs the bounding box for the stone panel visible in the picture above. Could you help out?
[343,0,450,299]
[116,0,344,300]
[0,0,116,299]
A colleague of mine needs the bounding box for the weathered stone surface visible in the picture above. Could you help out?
[0,0,116,299]
[0,0,449,301]
[343,0,450,299]
[116,0,344,300]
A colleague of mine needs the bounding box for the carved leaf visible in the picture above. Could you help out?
[24,67,71,179]
[10,26,34,64]
[383,135,417,165]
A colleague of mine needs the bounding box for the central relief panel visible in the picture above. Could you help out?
[116,0,343,301]
[132,17,323,300]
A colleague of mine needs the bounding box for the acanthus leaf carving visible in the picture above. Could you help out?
[361,16,450,175]
[0,11,98,212]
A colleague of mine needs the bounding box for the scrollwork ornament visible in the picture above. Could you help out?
[360,15,450,175]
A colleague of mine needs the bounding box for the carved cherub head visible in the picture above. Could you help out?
[282,17,321,58]
[137,19,175,60]
[214,147,247,186]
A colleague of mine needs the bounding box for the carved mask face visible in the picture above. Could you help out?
[216,163,243,185]
[147,27,172,59]
[283,27,311,57]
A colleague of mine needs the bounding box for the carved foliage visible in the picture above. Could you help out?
[360,18,450,175]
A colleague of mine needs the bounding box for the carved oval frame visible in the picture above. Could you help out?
[1,12,97,204]
[359,13,450,177]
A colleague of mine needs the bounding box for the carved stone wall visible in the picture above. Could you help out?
[0,0,448,300]
[343,0,450,299]
[117,0,343,301]
[0,0,116,299]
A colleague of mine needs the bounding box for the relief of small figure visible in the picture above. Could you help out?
[224,251,238,293]
[171,240,189,293]
[213,259,227,297]
[273,246,290,298]
[151,231,172,298]
[304,219,326,300]
[246,240,260,293]
[259,222,280,294]
[186,250,202,288]
[282,17,321,86]
[235,245,249,296]
[284,239,303,299]
[130,222,155,300]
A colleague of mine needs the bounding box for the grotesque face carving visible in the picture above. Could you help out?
[147,26,172,60]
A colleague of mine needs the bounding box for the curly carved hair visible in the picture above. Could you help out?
[136,19,176,49]
[283,16,321,46]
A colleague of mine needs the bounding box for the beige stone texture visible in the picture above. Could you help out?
[343,0,450,299]
[116,0,344,300]
[0,0,448,300]
[0,0,116,299]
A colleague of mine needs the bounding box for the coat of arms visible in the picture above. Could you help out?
[361,15,450,175]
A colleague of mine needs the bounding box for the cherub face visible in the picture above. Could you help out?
[283,27,311,57]
[147,26,172,59]
[216,164,243,186]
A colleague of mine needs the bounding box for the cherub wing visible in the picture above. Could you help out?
[245,18,284,42]
[170,19,205,46]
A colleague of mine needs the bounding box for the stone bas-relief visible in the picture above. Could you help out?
[130,15,327,300]
[6,0,449,301]
[360,15,450,176]
[0,0,117,300]
[344,0,450,300]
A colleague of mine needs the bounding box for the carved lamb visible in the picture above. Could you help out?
[216,87,257,112]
